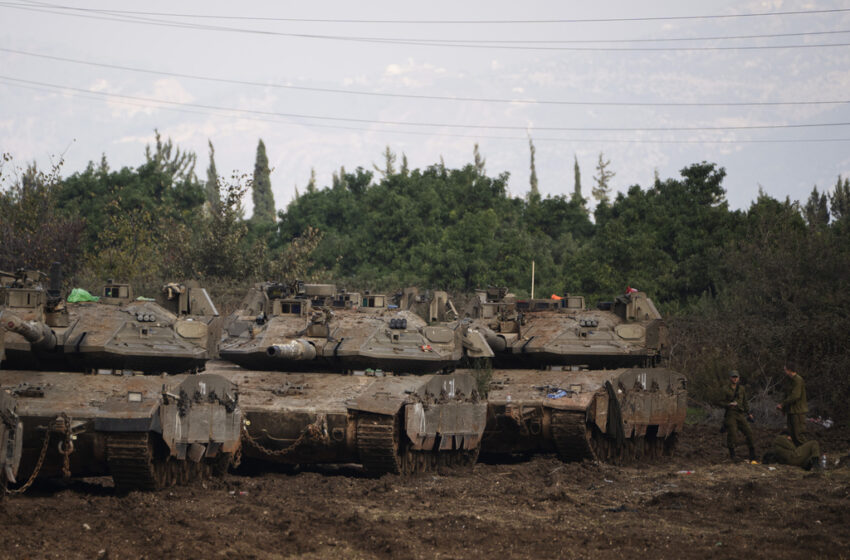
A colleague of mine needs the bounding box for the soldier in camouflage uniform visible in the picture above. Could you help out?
[763,432,821,470]
[721,370,756,461]
[776,362,808,445]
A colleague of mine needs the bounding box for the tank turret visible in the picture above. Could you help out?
[1,271,219,374]
[221,283,469,373]
[469,287,668,369]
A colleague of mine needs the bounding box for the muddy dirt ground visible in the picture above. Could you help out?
[1,423,848,560]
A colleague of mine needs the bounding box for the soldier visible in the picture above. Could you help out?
[763,431,821,470]
[721,370,756,461]
[776,361,808,445]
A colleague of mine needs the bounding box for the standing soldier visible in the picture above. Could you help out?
[721,370,756,462]
[776,361,808,445]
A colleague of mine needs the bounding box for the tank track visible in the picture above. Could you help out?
[550,411,678,465]
[106,432,165,491]
[550,410,596,462]
[355,412,478,476]
[106,432,220,491]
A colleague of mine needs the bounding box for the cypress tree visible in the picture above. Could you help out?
[473,143,486,175]
[205,140,220,214]
[572,154,582,203]
[528,137,540,203]
[252,139,275,223]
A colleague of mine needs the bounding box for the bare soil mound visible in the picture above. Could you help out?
[1,423,848,559]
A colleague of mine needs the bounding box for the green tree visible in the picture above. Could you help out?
[205,140,220,214]
[195,173,257,278]
[829,175,850,223]
[473,143,486,175]
[306,168,317,194]
[86,197,161,281]
[592,152,615,204]
[803,186,829,229]
[0,156,85,275]
[572,155,583,204]
[374,146,397,178]
[400,154,410,177]
[59,131,204,253]
[251,139,275,223]
[528,137,540,204]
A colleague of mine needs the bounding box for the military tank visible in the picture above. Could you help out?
[469,287,668,368]
[0,369,241,492]
[1,270,220,374]
[459,287,685,464]
[215,282,491,475]
[478,367,686,464]
[221,282,491,374]
[207,360,485,475]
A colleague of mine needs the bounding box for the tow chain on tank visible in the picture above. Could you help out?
[54,413,74,478]
[5,413,72,495]
[241,415,329,457]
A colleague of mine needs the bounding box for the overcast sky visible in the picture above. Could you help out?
[2,0,850,215]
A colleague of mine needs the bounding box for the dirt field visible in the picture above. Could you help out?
[1,423,848,560]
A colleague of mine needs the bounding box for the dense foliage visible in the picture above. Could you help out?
[1,138,848,421]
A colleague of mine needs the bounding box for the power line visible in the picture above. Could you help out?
[3,2,850,51]
[6,1,850,25]
[4,47,849,108]
[3,76,850,145]
[3,74,850,133]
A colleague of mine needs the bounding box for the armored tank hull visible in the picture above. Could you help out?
[471,290,668,369]
[0,370,241,492]
[479,368,686,463]
[205,361,486,475]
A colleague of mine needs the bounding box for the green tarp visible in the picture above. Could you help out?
[67,288,99,303]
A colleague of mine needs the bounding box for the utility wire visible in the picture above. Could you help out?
[2,2,850,51]
[3,74,850,133]
[4,2,850,43]
[3,47,848,108]
[3,76,850,145]
[6,1,850,25]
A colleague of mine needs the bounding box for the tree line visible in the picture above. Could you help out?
[1,133,849,421]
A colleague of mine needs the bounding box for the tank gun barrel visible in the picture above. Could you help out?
[479,326,507,353]
[266,339,317,361]
[0,310,57,351]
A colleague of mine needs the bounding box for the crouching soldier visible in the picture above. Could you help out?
[721,370,756,461]
[763,431,822,470]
